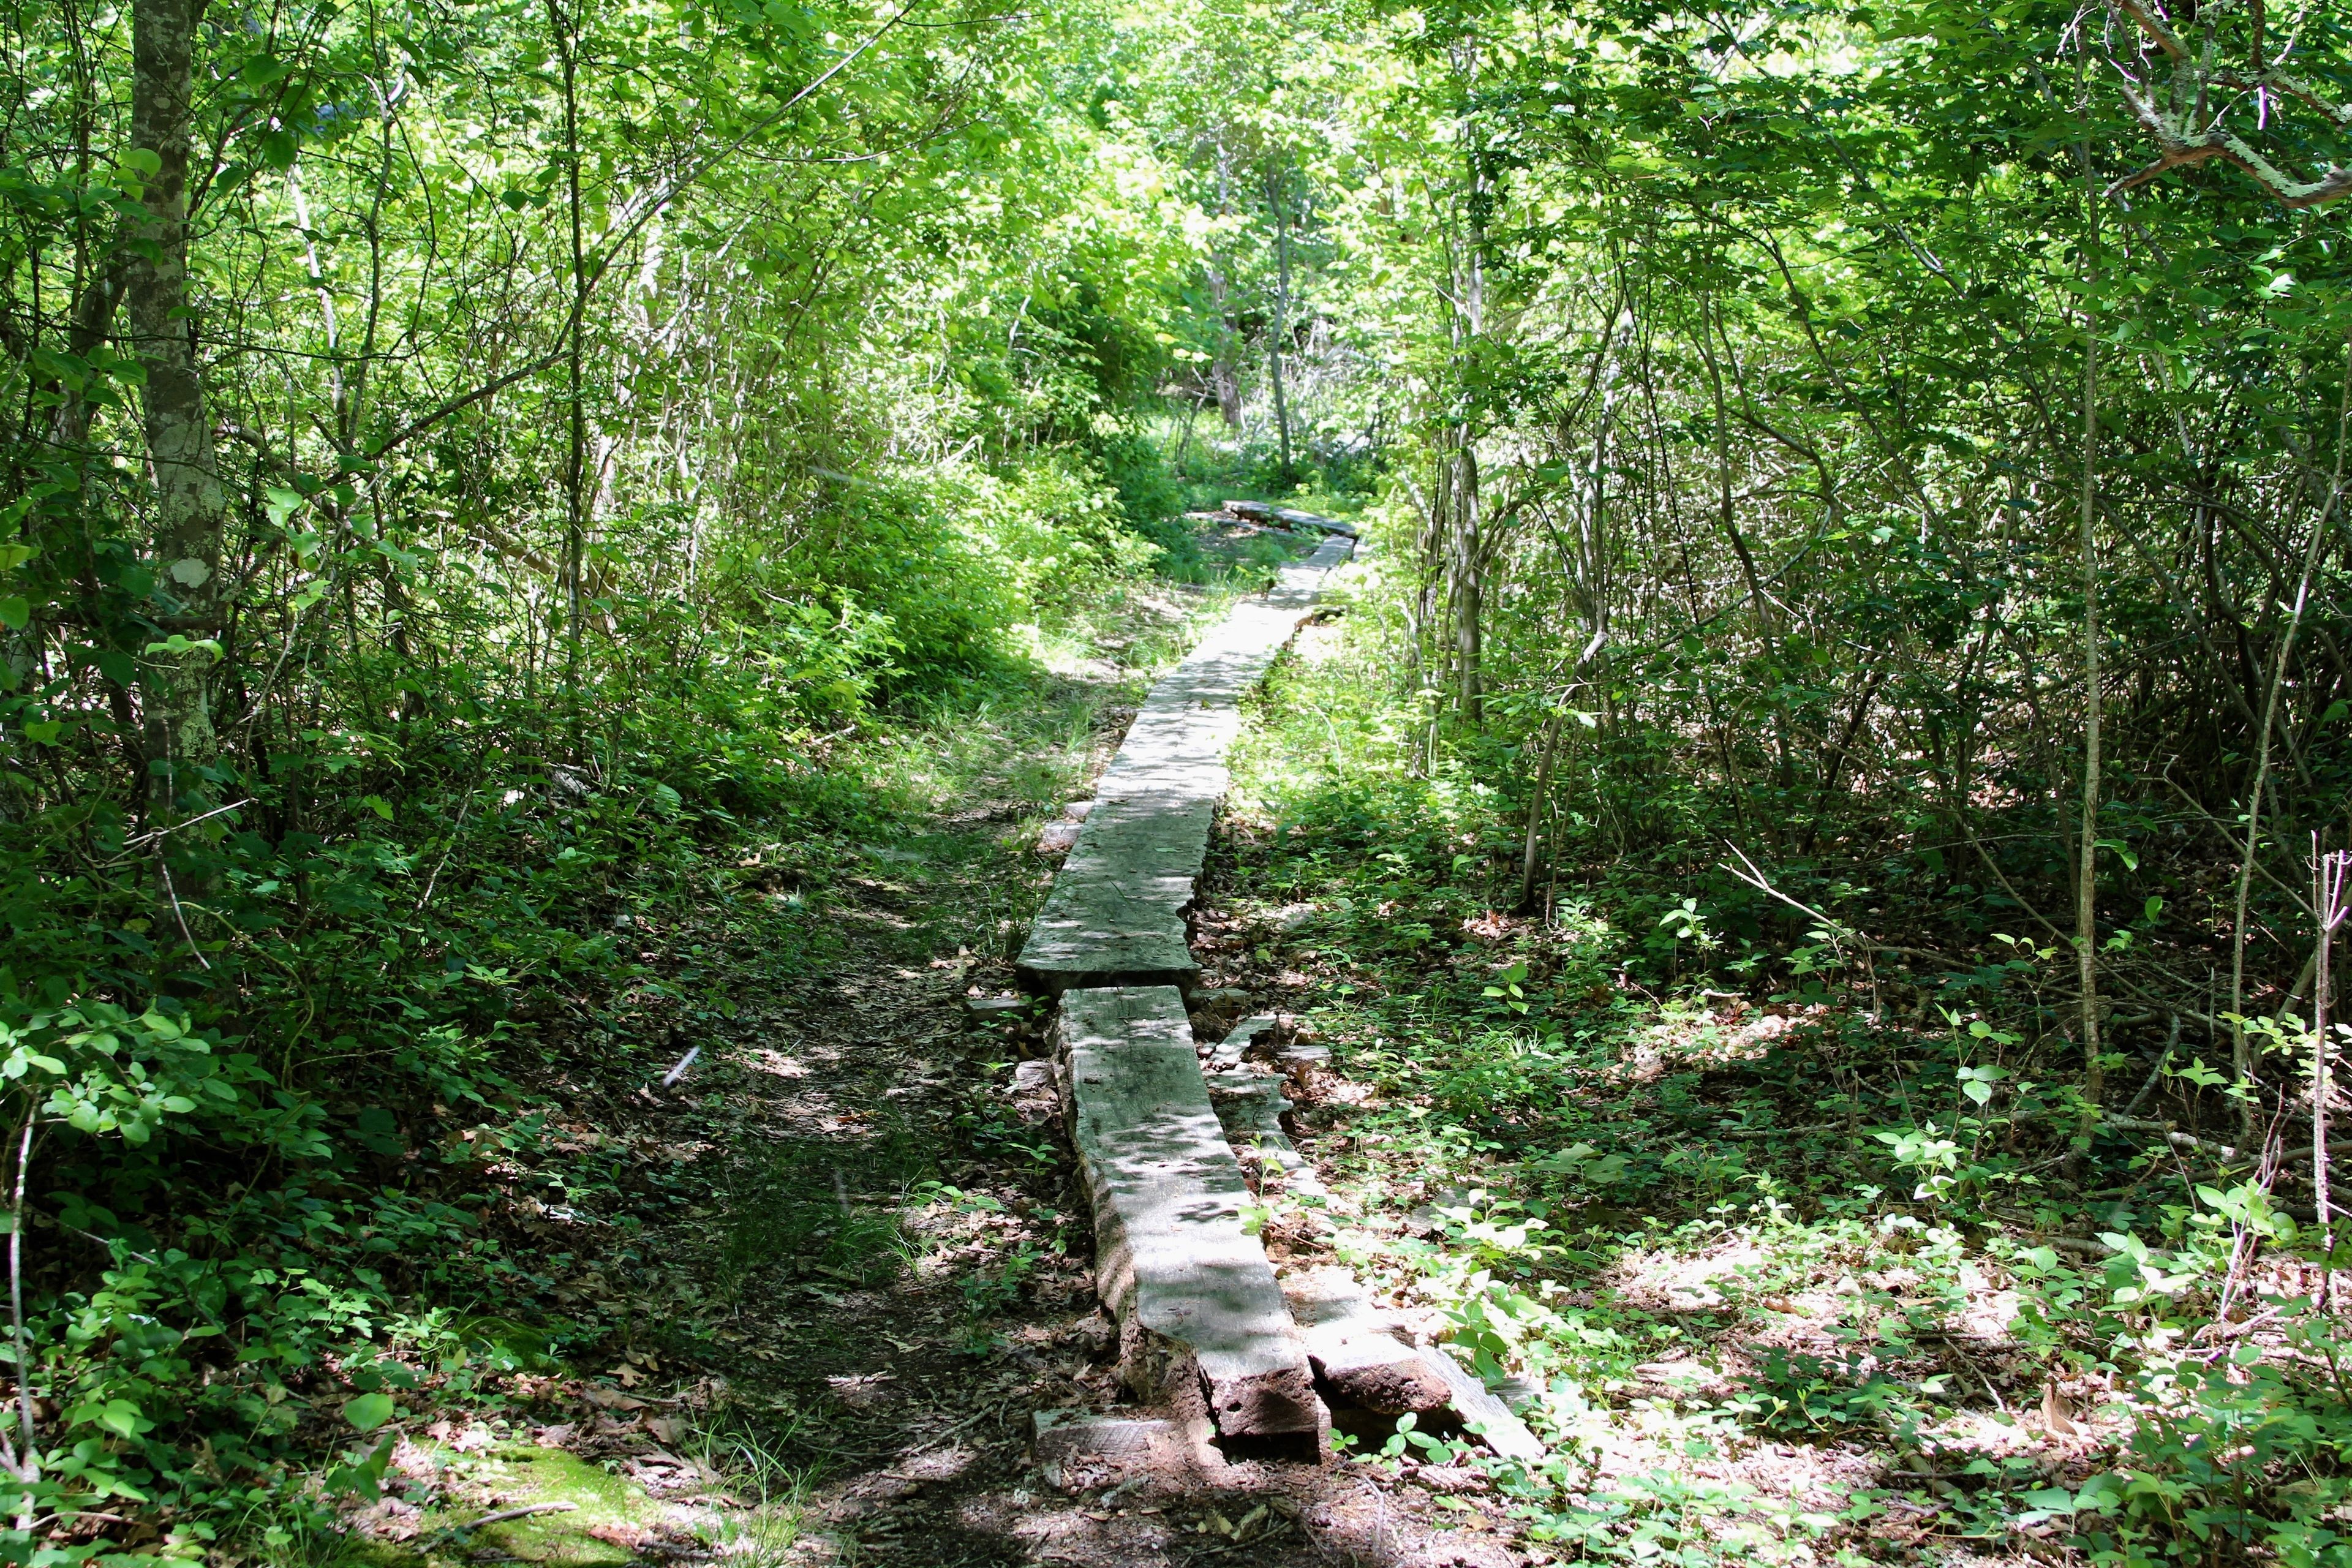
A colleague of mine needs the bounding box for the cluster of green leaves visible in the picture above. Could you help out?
[0,0,1321,1546]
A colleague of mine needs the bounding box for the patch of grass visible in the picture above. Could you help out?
[688,1412,818,1567]
[456,1447,649,1566]
[333,1447,662,1568]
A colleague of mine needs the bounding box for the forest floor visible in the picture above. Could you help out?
[311,527,2321,1568]
[322,528,1531,1568]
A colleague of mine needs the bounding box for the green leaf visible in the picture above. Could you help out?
[343,1392,397,1431]
[96,1398,148,1438]
[0,597,27,630]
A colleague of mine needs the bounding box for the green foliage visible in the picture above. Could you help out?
[1229,611,2352,1566]
[6,0,2351,1556]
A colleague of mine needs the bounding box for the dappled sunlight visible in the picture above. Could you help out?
[1609,1237,1772,1313]
[13,0,2345,1554]
[1195,614,2352,1566]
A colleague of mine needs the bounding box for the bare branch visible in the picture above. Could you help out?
[2111,0,2190,62]
[2103,1,2352,207]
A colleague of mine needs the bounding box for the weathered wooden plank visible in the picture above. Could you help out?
[1057,985,1326,1458]
[1207,1012,1277,1071]
[1411,1342,1548,1463]
[1206,1070,1327,1199]
[1222,499,1362,540]
[1017,532,1352,993]
[1283,1269,1453,1421]
[1031,1409,1201,1490]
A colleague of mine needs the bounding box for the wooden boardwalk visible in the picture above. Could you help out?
[1017,532,1353,994]
[1019,520,1545,1466]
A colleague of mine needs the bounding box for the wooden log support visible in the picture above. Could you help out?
[1207,1070,1327,1199]
[1056,985,1327,1459]
[1283,1268,1547,1463]
[1220,499,1361,539]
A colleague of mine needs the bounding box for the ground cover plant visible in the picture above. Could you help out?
[1207,616,2352,1567]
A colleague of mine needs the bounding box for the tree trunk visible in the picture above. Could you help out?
[1447,117,1487,728]
[127,0,225,835]
[551,0,589,747]
[2070,57,2115,1118]
[1265,166,1295,482]
[1449,431,1483,723]
[2076,243,2105,1112]
[1207,267,1242,430]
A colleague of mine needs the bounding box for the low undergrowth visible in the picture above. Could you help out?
[1213,616,2352,1568]
[2,544,1266,1568]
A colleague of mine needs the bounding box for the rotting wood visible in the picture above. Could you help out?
[1208,1013,1279,1071]
[1031,1409,1200,1491]
[1280,1267,1547,1463]
[1055,984,1327,1460]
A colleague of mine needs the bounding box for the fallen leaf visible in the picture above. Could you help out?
[2042,1379,2078,1435]
[583,1385,647,1411]
[587,1523,649,1549]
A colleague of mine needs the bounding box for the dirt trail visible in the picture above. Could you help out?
[369,572,1531,1568]
[725,737,1528,1565]
[715,837,1504,1561]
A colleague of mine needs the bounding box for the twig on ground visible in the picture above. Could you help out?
[447,1502,579,1532]
[2124,1016,2179,1114]
[2106,1115,2253,1163]
[413,791,477,916]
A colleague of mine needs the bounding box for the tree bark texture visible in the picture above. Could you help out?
[2076,170,2104,1109]
[128,0,225,822]
[1265,166,1295,480]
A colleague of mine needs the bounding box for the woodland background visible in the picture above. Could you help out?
[3,0,2352,1561]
